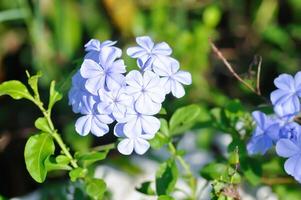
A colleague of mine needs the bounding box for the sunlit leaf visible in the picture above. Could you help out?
[24,133,55,183]
[0,80,33,100]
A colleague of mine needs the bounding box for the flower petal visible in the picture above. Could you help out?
[276,139,300,158]
[174,71,192,85]
[80,59,103,78]
[127,46,147,58]
[171,80,185,98]
[136,36,154,51]
[153,42,172,56]
[117,138,134,155]
[75,115,92,136]
[134,138,150,155]
[140,115,160,135]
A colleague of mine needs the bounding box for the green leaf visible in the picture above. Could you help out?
[203,5,221,28]
[44,156,72,171]
[56,155,71,165]
[75,151,109,168]
[26,71,42,99]
[201,163,228,181]
[48,81,62,111]
[0,80,33,100]
[136,181,155,195]
[156,160,178,195]
[169,104,201,135]
[158,195,175,200]
[69,167,86,182]
[35,117,52,133]
[86,178,106,200]
[160,118,169,136]
[149,132,169,150]
[24,133,55,183]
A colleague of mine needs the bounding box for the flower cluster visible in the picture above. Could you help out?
[247,72,301,182]
[69,36,192,155]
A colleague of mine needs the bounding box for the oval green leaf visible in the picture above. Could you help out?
[24,133,55,183]
[0,80,33,100]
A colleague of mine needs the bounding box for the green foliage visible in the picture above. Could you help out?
[157,195,175,200]
[0,80,33,101]
[69,168,87,182]
[75,151,109,168]
[155,159,178,196]
[169,104,201,135]
[85,178,106,200]
[24,133,55,183]
[26,71,42,99]
[35,117,52,133]
[48,80,63,111]
[136,181,155,196]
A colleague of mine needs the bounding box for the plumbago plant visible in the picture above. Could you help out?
[1,36,301,200]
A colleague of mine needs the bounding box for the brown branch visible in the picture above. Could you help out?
[261,177,296,185]
[209,39,261,96]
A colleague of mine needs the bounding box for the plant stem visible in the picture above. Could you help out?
[168,142,197,200]
[33,100,78,168]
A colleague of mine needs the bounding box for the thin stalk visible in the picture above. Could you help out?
[168,142,197,200]
[209,40,261,96]
[32,100,78,168]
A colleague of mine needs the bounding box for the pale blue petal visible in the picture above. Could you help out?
[174,71,192,85]
[171,80,185,98]
[141,115,160,135]
[134,138,150,155]
[75,115,92,136]
[80,59,103,78]
[153,42,172,55]
[276,139,299,158]
[127,46,147,58]
[117,138,134,155]
[274,74,295,90]
[114,123,126,137]
[90,117,109,137]
[136,36,154,51]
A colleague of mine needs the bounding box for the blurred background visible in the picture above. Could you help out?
[0,0,301,199]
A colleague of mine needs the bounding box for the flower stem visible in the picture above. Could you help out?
[168,142,197,200]
[33,100,78,168]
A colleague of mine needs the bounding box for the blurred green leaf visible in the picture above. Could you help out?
[0,80,33,100]
[158,195,175,200]
[156,159,178,195]
[75,151,109,168]
[136,181,155,195]
[24,133,55,183]
[69,167,86,182]
[169,104,201,135]
[150,132,170,150]
[203,5,221,28]
[56,155,71,165]
[86,178,106,200]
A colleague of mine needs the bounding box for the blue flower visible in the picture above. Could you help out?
[276,135,301,183]
[114,123,154,155]
[125,70,165,115]
[97,87,133,121]
[84,39,121,63]
[80,46,126,95]
[154,60,192,98]
[247,111,280,155]
[127,36,172,71]
[270,73,301,117]
[279,122,300,141]
[75,95,113,137]
[117,106,161,136]
[68,71,92,113]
